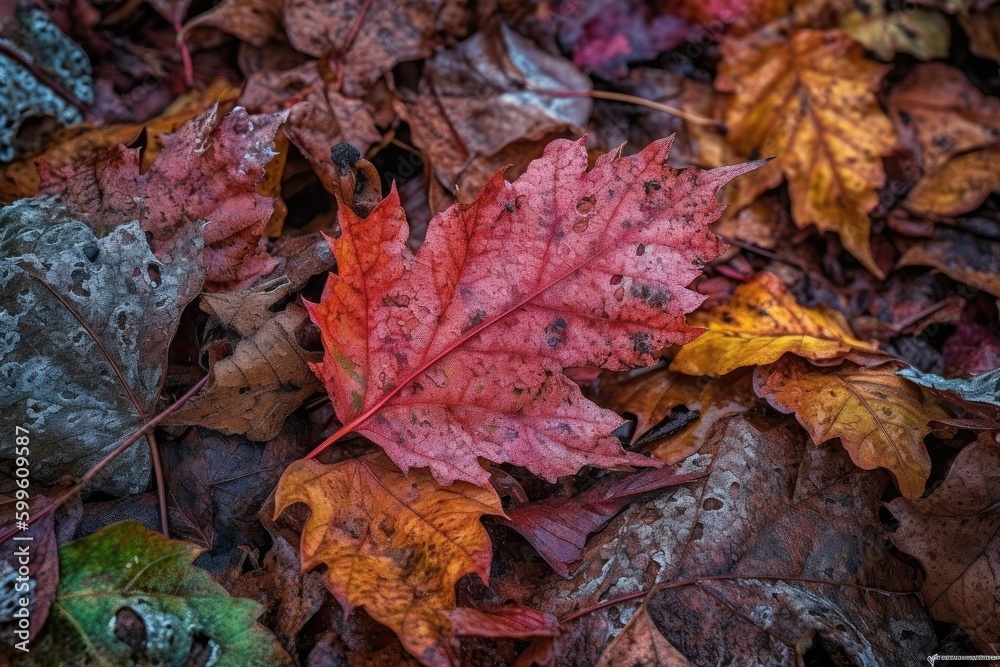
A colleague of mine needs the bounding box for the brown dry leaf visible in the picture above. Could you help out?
[753,356,947,497]
[897,226,1000,298]
[960,4,1000,62]
[904,145,1000,216]
[397,20,591,207]
[595,366,757,463]
[888,63,1000,174]
[283,0,469,97]
[181,0,283,47]
[533,414,935,665]
[889,435,1000,652]
[239,61,381,179]
[669,272,877,377]
[274,453,505,667]
[717,29,897,276]
[595,604,692,667]
[166,302,321,442]
[0,80,238,204]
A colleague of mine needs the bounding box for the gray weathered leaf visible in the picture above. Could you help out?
[0,197,203,495]
[0,6,93,162]
[898,366,1000,425]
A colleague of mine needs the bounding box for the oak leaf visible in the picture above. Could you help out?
[716,29,897,276]
[669,272,876,377]
[753,356,947,497]
[889,436,1000,653]
[274,453,504,667]
[294,136,759,487]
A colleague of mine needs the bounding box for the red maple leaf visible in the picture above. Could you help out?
[305,137,760,485]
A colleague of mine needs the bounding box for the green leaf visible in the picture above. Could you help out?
[27,521,290,667]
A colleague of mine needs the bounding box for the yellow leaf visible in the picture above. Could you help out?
[717,29,897,276]
[669,273,875,377]
[904,145,1000,217]
[275,453,505,666]
[753,357,947,497]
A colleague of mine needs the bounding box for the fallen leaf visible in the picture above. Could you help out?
[888,63,1000,174]
[40,103,287,291]
[890,436,1000,653]
[239,61,381,180]
[670,272,876,377]
[959,4,1000,63]
[594,604,691,667]
[0,199,202,495]
[499,467,706,578]
[447,605,559,639]
[292,136,759,487]
[181,0,282,47]
[231,530,328,658]
[897,226,1000,298]
[283,0,469,97]
[898,365,1000,425]
[717,29,897,276]
[275,453,504,667]
[398,20,592,205]
[904,145,1000,216]
[754,356,946,497]
[0,494,61,643]
[24,521,291,666]
[595,366,757,463]
[0,6,93,162]
[165,303,322,441]
[534,414,936,664]
[841,2,949,60]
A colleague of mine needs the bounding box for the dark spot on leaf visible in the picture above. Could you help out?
[636,244,646,256]
[703,498,723,510]
[643,180,661,195]
[575,196,595,215]
[82,244,99,262]
[630,332,653,355]
[610,274,623,286]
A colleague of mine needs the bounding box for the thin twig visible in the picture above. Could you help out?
[532,88,724,130]
[0,376,208,545]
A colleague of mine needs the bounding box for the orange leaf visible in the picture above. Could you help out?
[669,272,876,377]
[274,452,504,667]
[717,29,897,276]
[595,605,692,667]
[753,357,946,497]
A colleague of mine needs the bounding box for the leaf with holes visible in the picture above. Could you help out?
[23,521,290,666]
[0,198,202,495]
[284,136,761,488]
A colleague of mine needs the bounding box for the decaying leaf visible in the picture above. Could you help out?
[904,146,1000,216]
[40,103,288,291]
[841,2,949,61]
[890,436,1000,653]
[275,453,504,666]
[594,604,691,667]
[898,365,1000,425]
[0,199,202,495]
[499,467,706,578]
[534,414,936,664]
[595,366,757,463]
[166,302,322,442]
[753,356,947,497]
[25,521,290,666]
[290,136,759,487]
[0,6,93,162]
[447,605,559,640]
[670,272,876,377]
[897,226,1000,298]
[717,29,897,275]
[398,20,592,206]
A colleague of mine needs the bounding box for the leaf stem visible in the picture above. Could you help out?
[0,375,208,545]
[558,574,920,624]
[532,88,724,130]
